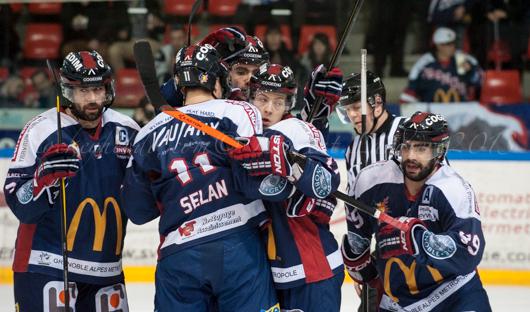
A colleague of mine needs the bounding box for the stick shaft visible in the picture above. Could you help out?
[306,0,365,122]
[47,60,70,309]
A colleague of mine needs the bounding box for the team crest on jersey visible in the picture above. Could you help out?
[260,303,280,312]
[259,175,288,196]
[16,179,34,204]
[312,165,332,198]
[375,197,390,213]
[421,231,457,259]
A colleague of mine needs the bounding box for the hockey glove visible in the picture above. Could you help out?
[199,26,248,63]
[341,234,379,284]
[286,191,337,223]
[301,65,343,123]
[33,143,80,200]
[377,217,427,259]
[228,135,294,178]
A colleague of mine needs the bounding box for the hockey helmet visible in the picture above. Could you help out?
[235,35,269,66]
[174,43,231,98]
[199,26,249,64]
[60,50,115,108]
[335,71,386,124]
[393,111,450,161]
[250,63,297,111]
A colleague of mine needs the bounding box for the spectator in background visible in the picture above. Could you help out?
[30,70,55,108]
[263,24,305,107]
[61,1,131,59]
[0,75,25,108]
[428,0,471,49]
[371,0,413,77]
[263,24,298,70]
[108,11,163,72]
[0,5,20,68]
[155,24,186,84]
[300,33,332,73]
[400,27,482,104]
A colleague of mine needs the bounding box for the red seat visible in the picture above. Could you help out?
[297,25,337,55]
[114,69,144,107]
[480,70,522,105]
[28,3,62,15]
[164,0,203,16]
[208,0,241,17]
[487,40,511,70]
[255,24,293,50]
[0,67,8,82]
[23,23,63,60]
[10,3,23,13]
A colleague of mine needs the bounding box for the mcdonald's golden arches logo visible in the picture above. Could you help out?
[67,197,123,255]
[433,88,461,103]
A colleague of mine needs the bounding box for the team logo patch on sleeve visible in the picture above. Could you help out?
[312,165,332,199]
[259,175,288,196]
[347,231,371,254]
[422,231,457,259]
[16,180,34,204]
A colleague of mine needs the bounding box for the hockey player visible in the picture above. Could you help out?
[160,26,269,106]
[336,71,405,311]
[341,111,491,312]
[4,50,139,311]
[121,44,280,311]
[228,63,343,311]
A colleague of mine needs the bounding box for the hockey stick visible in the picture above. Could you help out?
[306,0,365,123]
[133,39,408,231]
[187,0,203,46]
[46,60,71,310]
[166,106,407,231]
[360,49,368,168]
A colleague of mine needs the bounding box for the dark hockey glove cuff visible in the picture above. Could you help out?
[341,234,379,284]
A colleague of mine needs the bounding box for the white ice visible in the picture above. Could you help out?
[1,283,528,311]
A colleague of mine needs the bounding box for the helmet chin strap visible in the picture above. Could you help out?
[354,105,382,135]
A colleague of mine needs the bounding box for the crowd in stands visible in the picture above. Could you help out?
[0,0,529,111]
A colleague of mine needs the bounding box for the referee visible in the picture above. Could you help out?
[337,71,404,312]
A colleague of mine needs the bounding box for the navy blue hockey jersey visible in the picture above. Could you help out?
[121,99,272,260]
[345,160,485,310]
[4,108,139,285]
[232,117,343,289]
[400,51,482,103]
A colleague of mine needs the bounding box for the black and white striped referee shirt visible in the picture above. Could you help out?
[345,114,405,193]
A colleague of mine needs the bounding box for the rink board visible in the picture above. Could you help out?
[1,158,530,285]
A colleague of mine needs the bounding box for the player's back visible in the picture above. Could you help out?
[125,99,268,259]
